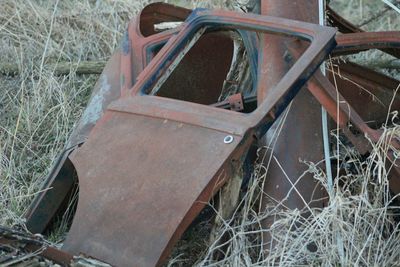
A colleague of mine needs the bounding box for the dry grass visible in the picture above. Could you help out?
[192,124,400,266]
[0,0,147,226]
[0,0,400,266]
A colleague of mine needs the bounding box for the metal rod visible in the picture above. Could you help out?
[319,0,333,195]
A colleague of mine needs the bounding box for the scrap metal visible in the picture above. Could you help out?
[62,10,336,267]
[7,1,399,267]
[256,1,328,251]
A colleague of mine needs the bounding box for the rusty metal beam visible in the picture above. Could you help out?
[258,0,327,252]
[333,31,400,57]
[327,5,400,58]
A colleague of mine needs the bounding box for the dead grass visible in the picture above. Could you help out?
[0,0,147,231]
[0,0,400,266]
[192,123,400,266]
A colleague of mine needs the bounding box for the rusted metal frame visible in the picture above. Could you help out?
[24,5,338,266]
[333,32,400,56]
[25,3,192,234]
[326,5,400,58]
[120,5,260,99]
[133,9,337,96]
[24,6,400,240]
[123,10,337,261]
[329,32,400,145]
[62,10,336,267]
[307,33,400,179]
[290,31,400,149]
[308,72,400,191]
[120,3,191,97]
[130,9,337,137]
[307,72,381,153]
[25,2,252,234]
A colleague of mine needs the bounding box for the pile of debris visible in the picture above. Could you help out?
[1,1,400,266]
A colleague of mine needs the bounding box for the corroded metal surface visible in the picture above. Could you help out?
[258,0,327,252]
[312,33,400,192]
[25,2,191,234]
[327,5,400,58]
[25,53,122,234]
[62,10,336,267]
[259,0,400,252]
[21,2,400,267]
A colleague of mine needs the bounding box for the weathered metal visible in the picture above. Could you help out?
[310,71,400,192]
[21,2,400,267]
[60,9,336,267]
[25,2,192,234]
[327,5,400,58]
[25,2,254,234]
[259,0,400,253]
[257,0,327,253]
[309,32,400,192]
[328,61,400,126]
[333,32,400,128]
[25,52,123,234]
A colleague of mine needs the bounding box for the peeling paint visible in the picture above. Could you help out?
[81,74,112,126]
[122,30,130,55]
